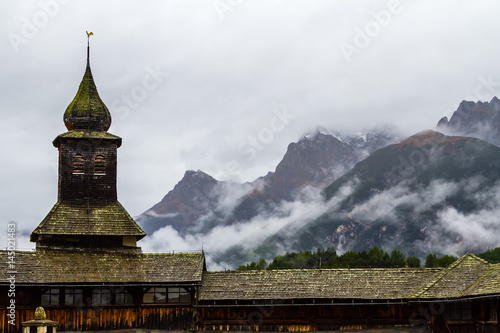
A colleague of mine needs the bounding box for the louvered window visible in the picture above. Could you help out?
[73,154,84,174]
[94,155,105,174]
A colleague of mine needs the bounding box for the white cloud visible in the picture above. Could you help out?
[4,1,500,251]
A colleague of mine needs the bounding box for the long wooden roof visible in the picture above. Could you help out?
[199,268,440,300]
[199,254,500,301]
[0,249,205,284]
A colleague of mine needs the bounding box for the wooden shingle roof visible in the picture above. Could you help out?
[462,263,500,297]
[63,61,111,132]
[199,268,441,301]
[31,201,146,240]
[200,254,500,301]
[410,253,491,299]
[0,250,205,284]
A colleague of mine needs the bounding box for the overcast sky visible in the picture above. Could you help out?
[2,1,500,250]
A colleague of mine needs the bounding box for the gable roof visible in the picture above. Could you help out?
[0,249,205,284]
[199,267,440,301]
[461,263,500,297]
[410,253,492,299]
[31,201,146,241]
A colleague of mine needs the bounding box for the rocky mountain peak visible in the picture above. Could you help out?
[436,97,500,146]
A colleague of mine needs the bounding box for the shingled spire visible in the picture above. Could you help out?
[63,33,111,132]
[31,35,146,250]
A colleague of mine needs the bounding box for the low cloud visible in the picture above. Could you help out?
[142,185,337,269]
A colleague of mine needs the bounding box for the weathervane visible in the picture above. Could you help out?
[86,31,93,67]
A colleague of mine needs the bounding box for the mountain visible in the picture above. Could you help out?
[437,97,500,146]
[136,170,223,235]
[137,129,399,236]
[261,130,500,259]
[139,127,500,268]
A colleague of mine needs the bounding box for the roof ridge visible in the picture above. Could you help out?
[207,267,441,274]
[410,253,489,298]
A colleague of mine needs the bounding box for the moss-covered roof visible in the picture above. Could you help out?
[199,254,500,301]
[410,253,493,299]
[462,263,500,296]
[31,201,146,240]
[0,250,205,284]
[199,267,441,301]
[64,64,111,132]
[52,130,122,147]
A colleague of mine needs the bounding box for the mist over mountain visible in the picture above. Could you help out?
[281,130,500,256]
[139,104,500,268]
[437,97,500,146]
[137,128,400,264]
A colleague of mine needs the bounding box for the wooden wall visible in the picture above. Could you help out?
[0,306,194,333]
[195,302,422,331]
[195,299,500,332]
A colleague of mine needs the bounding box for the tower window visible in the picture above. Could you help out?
[94,155,105,174]
[73,154,84,174]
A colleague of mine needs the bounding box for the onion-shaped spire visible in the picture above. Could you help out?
[64,33,111,132]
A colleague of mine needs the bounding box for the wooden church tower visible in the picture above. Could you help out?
[30,39,146,249]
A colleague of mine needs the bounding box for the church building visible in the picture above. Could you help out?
[0,41,206,332]
[1,40,499,333]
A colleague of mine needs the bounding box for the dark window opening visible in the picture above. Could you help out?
[73,154,84,174]
[41,288,60,306]
[143,287,190,304]
[92,288,111,306]
[444,302,472,321]
[143,287,166,304]
[115,290,134,305]
[64,288,83,306]
[94,155,105,174]
[168,287,191,303]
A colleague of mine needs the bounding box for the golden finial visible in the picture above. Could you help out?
[86,31,94,67]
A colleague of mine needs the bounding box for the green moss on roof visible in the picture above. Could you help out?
[199,267,441,301]
[410,253,492,299]
[31,201,146,239]
[64,64,111,131]
[462,263,500,296]
[53,130,122,147]
[199,254,500,301]
[0,250,205,283]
